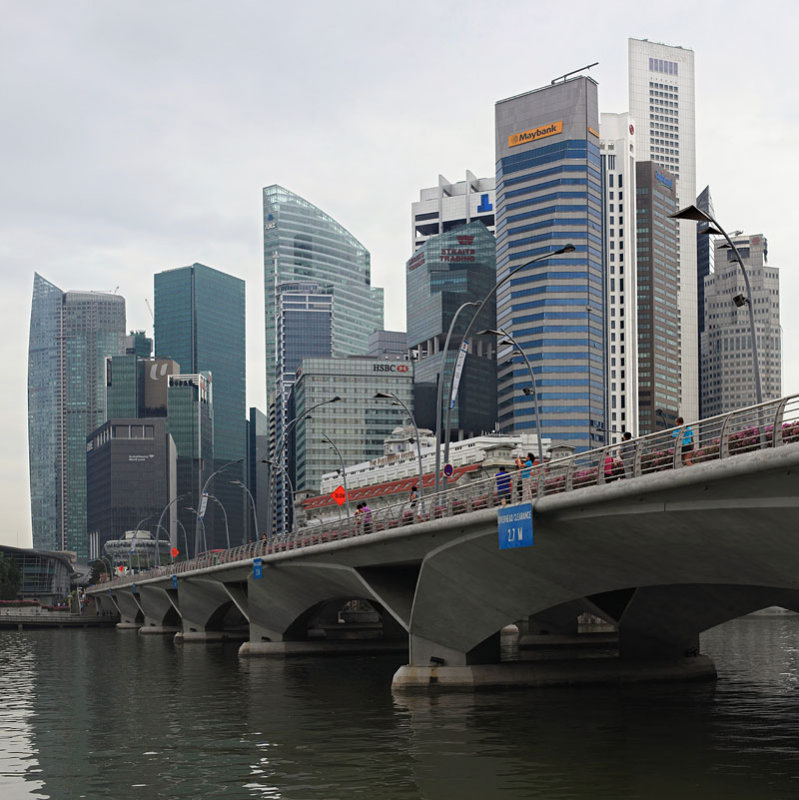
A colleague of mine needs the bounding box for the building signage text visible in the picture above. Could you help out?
[655,169,673,190]
[508,120,563,148]
[372,364,410,373]
[440,248,475,263]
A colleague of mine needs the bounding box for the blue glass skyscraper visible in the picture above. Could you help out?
[27,274,126,556]
[494,77,606,451]
[154,263,246,548]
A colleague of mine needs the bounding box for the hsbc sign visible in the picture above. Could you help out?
[372,363,410,373]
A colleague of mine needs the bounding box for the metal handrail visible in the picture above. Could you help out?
[93,394,799,590]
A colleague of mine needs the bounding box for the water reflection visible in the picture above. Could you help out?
[0,616,797,799]
[0,632,46,799]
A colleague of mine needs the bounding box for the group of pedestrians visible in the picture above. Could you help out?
[497,417,696,498]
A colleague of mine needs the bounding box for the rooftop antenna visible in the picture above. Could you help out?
[551,62,599,84]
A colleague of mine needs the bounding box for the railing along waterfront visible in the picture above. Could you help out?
[100,395,799,589]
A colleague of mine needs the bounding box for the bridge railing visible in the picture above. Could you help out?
[99,394,799,589]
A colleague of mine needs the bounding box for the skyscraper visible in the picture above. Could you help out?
[701,234,781,415]
[27,274,126,557]
[636,162,680,434]
[406,221,497,438]
[494,76,606,451]
[628,38,697,420]
[696,185,715,418]
[412,172,496,250]
[273,281,333,534]
[154,263,246,549]
[600,113,639,441]
[262,185,384,409]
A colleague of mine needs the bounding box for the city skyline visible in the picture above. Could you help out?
[3,1,797,545]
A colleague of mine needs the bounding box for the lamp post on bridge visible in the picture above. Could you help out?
[441,244,575,489]
[185,507,207,555]
[374,391,425,517]
[670,204,762,406]
[268,395,341,540]
[322,433,351,529]
[205,494,230,550]
[230,479,259,544]
[479,327,544,466]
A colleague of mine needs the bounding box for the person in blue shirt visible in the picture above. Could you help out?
[672,416,694,466]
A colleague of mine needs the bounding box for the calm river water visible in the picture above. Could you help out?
[1,615,799,799]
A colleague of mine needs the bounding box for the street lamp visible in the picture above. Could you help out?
[153,494,185,567]
[374,391,425,515]
[185,507,207,556]
[478,327,544,465]
[230,480,260,544]
[433,301,479,494]
[322,434,351,528]
[130,515,153,571]
[441,244,575,488]
[267,395,341,539]
[205,494,230,550]
[196,458,243,554]
[670,204,762,405]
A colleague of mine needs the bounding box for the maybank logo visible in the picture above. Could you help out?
[508,120,563,148]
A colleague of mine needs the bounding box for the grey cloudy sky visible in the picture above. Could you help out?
[2,0,797,547]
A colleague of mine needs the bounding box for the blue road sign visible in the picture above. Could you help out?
[253,557,263,580]
[497,503,534,549]
[443,463,454,477]
[172,574,178,589]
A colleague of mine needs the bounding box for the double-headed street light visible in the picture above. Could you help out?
[670,204,762,405]
[479,327,544,465]
[441,243,575,489]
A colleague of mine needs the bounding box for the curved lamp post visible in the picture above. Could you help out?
[321,433,351,529]
[374,391,425,515]
[479,327,544,465]
[153,494,185,568]
[442,244,575,488]
[205,494,230,550]
[433,301,479,494]
[185,507,208,556]
[195,458,243,555]
[130,515,154,571]
[230,479,260,543]
[670,204,762,405]
[267,395,341,539]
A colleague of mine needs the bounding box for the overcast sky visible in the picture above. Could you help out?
[2,0,797,547]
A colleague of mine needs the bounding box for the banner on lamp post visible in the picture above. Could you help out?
[449,340,469,409]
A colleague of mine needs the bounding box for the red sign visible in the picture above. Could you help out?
[117,565,125,573]
[331,485,347,506]
[457,235,475,245]
[170,547,179,559]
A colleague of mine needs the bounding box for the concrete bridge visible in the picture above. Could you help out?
[88,396,799,690]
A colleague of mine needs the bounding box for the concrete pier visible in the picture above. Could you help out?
[391,655,717,691]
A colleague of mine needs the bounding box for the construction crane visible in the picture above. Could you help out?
[145,298,154,322]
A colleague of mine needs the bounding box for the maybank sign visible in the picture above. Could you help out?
[508,120,563,148]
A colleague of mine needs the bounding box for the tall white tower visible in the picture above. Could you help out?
[600,112,638,441]
[628,38,697,420]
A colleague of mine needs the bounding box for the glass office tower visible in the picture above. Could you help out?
[27,274,126,557]
[154,263,246,549]
[263,185,384,409]
[406,221,497,438]
[494,77,606,452]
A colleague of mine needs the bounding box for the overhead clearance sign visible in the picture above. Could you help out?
[508,120,563,148]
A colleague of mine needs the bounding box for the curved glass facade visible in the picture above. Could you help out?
[27,274,126,556]
[263,185,384,406]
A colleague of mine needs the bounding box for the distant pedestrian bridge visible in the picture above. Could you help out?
[88,395,799,689]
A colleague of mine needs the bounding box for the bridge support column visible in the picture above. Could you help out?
[137,585,181,635]
[113,589,143,629]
